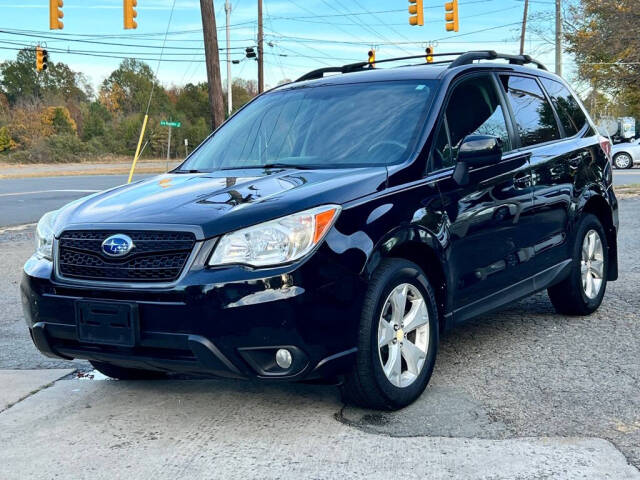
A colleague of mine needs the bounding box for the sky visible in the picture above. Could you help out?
[0,0,574,93]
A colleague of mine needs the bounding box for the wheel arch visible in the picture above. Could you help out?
[363,227,450,332]
[579,193,618,281]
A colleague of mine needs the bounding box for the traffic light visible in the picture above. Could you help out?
[49,0,63,30]
[124,0,138,30]
[426,46,434,63]
[408,0,424,26]
[245,47,257,59]
[36,47,44,71]
[36,47,48,72]
[445,0,459,32]
[368,49,376,65]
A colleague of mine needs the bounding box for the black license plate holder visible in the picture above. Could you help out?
[76,301,138,347]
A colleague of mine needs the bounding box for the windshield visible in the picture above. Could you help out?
[178,80,436,171]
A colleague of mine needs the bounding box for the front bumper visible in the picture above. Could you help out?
[21,247,364,381]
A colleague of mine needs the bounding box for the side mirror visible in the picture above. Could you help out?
[453,135,503,185]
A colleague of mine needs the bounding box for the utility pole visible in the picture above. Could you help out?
[225,0,232,116]
[555,0,562,75]
[200,0,225,130]
[257,0,264,93]
[519,0,529,55]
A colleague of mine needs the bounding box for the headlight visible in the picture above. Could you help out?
[209,205,341,268]
[35,210,59,260]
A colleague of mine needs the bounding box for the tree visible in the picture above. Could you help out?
[42,106,77,135]
[565,0,640,117]
[82,101,111,141]
[100,59,170,116]
[0,49,90,104]
[175,83,210,120]
[0,126,16,152]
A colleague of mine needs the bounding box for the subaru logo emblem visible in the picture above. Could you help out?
[101,234,135,257]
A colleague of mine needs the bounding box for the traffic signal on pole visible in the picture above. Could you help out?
[445,0,459,32]
[368,49,376,65]
[245,47,256,59]
[408,0,424,26]
[36,47,48,72]
[426,46,434,63]
[124,0,138,30]
[49,0,63,30]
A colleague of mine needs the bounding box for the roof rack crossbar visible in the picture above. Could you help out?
[295,51,548,83]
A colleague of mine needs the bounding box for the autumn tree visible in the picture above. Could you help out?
[565,0,640,117]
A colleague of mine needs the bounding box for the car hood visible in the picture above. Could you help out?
[55,167,387,239]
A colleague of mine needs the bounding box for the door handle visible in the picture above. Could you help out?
[514,173,532,189]
[568,152,588,169]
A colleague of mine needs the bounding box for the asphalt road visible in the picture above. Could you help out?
[1,197,639,477]
[0,170,638,228]
[615,168,640,186]
[0,174,153,227]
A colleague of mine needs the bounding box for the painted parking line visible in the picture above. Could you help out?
[0,189,99,198]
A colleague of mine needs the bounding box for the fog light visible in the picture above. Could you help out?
[275,348,293,369]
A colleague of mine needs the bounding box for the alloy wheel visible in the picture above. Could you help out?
[614,154,632,169]
[581,229,604,300]
[377,283,430,388]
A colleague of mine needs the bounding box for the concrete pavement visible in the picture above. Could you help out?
[0,375,638,480]
[0,369,74,411]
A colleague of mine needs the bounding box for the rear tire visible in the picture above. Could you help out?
[341,259,439,411]
[90,361,167,380]
[548,214,608,316]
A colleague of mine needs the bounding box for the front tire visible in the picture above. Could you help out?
[341,259,439,410]
[90,361,167,380]
[548,214,608,316]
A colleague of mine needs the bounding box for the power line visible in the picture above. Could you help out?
[0,29,253,50]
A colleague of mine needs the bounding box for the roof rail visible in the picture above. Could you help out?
[448,50,547,70]
[296,52,465,82]
[294,51,547,83]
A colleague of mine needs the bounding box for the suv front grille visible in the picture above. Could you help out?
[57,230,196,283]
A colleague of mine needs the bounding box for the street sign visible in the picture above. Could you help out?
[160,120,181,128]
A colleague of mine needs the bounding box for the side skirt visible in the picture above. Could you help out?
[448,260,572,328]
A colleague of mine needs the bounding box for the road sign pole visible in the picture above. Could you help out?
[166,125,172,172]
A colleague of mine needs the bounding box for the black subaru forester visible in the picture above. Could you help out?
[22,51,618,410]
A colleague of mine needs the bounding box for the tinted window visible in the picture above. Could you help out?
[430,75,511,171]
[499,75,560,147]
[539,77,587,136]
[179,80,435,171]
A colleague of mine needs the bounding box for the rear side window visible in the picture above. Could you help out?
[539,77,587,137]
[499,75,560,148]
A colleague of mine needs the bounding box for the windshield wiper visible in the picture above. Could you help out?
[217,163,317,171]
[173,169,210,174]
[261,163,316,170]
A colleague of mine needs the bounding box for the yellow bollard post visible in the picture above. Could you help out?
[127,114,149,184]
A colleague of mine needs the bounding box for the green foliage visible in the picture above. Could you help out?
[82,101,111,141]
[0,49,89,105]
[0,51,259,163]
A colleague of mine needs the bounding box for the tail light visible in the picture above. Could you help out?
[599,136,612,162]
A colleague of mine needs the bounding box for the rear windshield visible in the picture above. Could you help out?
[178,80,436,171]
